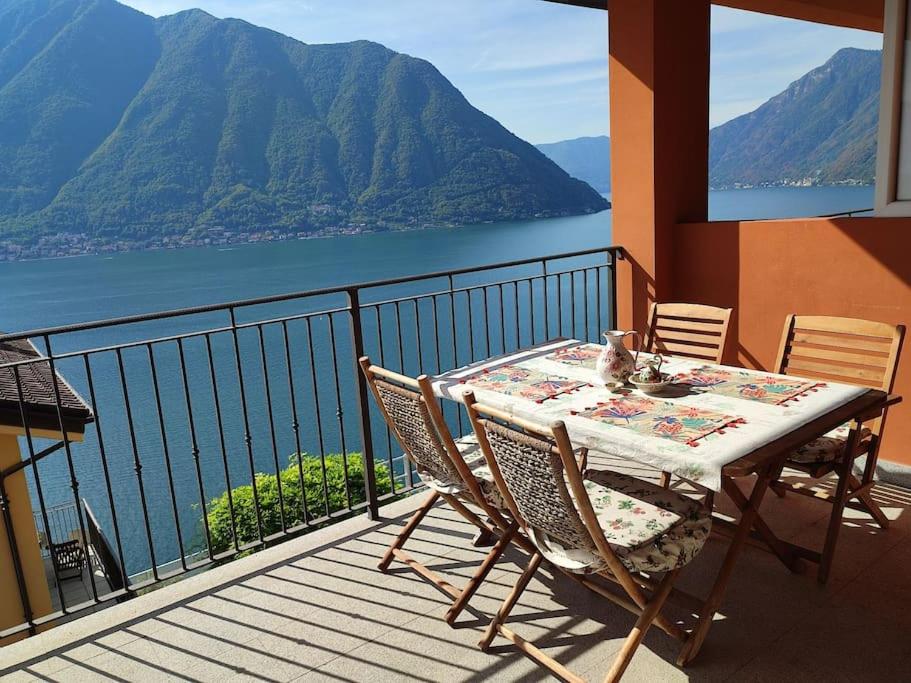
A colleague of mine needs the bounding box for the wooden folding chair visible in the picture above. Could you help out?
[465,392,711,682]
[769,316,905,584]
[644,302,732,364]
[359,357,525,624]
[647,302,733,490]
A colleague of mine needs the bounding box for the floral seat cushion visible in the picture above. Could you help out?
[788,423,873,465]
[532,470,711,575]
[583,470,711,573]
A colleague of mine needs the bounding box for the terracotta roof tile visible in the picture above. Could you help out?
[0,338,93,433]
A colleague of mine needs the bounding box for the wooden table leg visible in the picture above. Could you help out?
[721,476,804,573]
[677,469,774,667]
[848,473,890,530]
[817,427,861,585]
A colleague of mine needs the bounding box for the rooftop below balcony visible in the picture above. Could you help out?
[3,455,910,682]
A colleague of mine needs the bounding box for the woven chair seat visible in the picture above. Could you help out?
[787,423,873,465]
[533,469,711,575]
[414,435,507,509]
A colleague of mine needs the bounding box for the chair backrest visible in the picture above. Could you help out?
[359,358,463,487]
[644,302,733,364]
[463,395,637,577]
[466,394,659,598]
[775,315,905,434]
[476,416,596,555]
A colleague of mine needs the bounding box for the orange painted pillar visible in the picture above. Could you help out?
[608,0,710,331]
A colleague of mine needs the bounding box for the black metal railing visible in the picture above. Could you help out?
[0,245,621,639]
[814,207,874,218]
[32,502,80,556]
[83,499,125,592]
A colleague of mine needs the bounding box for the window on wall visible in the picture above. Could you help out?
[876,0,911,215]
[708,6,882,221]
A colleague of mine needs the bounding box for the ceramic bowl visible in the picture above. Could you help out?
[629,374,673,395]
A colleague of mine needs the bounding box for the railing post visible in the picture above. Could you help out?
[610,247,621,329]
[348,288,380,520]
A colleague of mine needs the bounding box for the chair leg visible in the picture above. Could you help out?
[479,552,543,651]
[769,461,787,498]
[445,522,519,624]
[603,570,678,683]
[378,490,440,571]
[848,474,890,530]
[443,493,495,534]
[818,458,854,585]
[577,447,589,472]
[703,489,714,512]
[659,471,671,489]
[472,525,496,547]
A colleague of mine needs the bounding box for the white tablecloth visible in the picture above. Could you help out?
[431,339,867,491]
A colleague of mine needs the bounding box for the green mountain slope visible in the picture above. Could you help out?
[536,136,610,193]
[540,48,880,193]
[0,0,607,253]
[709,47,880,189]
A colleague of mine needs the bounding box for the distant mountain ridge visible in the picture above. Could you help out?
[0,0,607,257]
[536,136,610,193]
[709,47,880,189]
[538,48,880,192]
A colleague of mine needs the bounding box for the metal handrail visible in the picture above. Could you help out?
[1,244,622,639]
[0,246,623,343]
[814,207,874,218]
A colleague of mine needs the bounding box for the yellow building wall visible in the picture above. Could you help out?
[0,434,52,644]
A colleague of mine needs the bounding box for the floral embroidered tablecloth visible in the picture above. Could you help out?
[672,366,824,405]
[572,396,745,448]
[432,338,868,491]
[457,365,589,403]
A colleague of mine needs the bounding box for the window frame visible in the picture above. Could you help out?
[876,0,911,215]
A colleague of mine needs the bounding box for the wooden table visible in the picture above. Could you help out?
[678,387,894,664]
[431,339,899,665]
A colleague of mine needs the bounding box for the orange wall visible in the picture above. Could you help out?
[608,0,710,331]
[673,216,911,466]
[608,2,909,468]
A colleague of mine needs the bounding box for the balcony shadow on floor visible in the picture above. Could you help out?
[3,470,911,682]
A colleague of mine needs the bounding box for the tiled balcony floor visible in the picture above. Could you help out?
[44,555,114,614]
[3,456,911,682]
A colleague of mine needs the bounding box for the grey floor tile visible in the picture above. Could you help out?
[4,475,911,683]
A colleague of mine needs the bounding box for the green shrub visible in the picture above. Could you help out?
[206,453,392,554]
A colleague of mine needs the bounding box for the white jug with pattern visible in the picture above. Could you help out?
[595,330,641,387]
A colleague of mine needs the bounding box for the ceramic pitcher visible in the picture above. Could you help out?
[596,330,641,386]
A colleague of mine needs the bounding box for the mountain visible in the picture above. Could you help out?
[536,136,610,193]
[0,0,607,255]
[709,48,880,189]
[539,48,880,193]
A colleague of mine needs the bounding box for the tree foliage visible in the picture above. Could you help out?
[206,453,392,554]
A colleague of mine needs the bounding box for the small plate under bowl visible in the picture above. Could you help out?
[629,375,674,396]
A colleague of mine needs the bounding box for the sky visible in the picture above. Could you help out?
[121,0,884,144]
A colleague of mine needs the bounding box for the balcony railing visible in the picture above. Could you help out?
[0,245,621,639]
[33,502,81,558]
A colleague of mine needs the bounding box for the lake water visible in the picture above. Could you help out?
[2,185,874,332]
[708,185,873,220]
[0,185,874,577]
